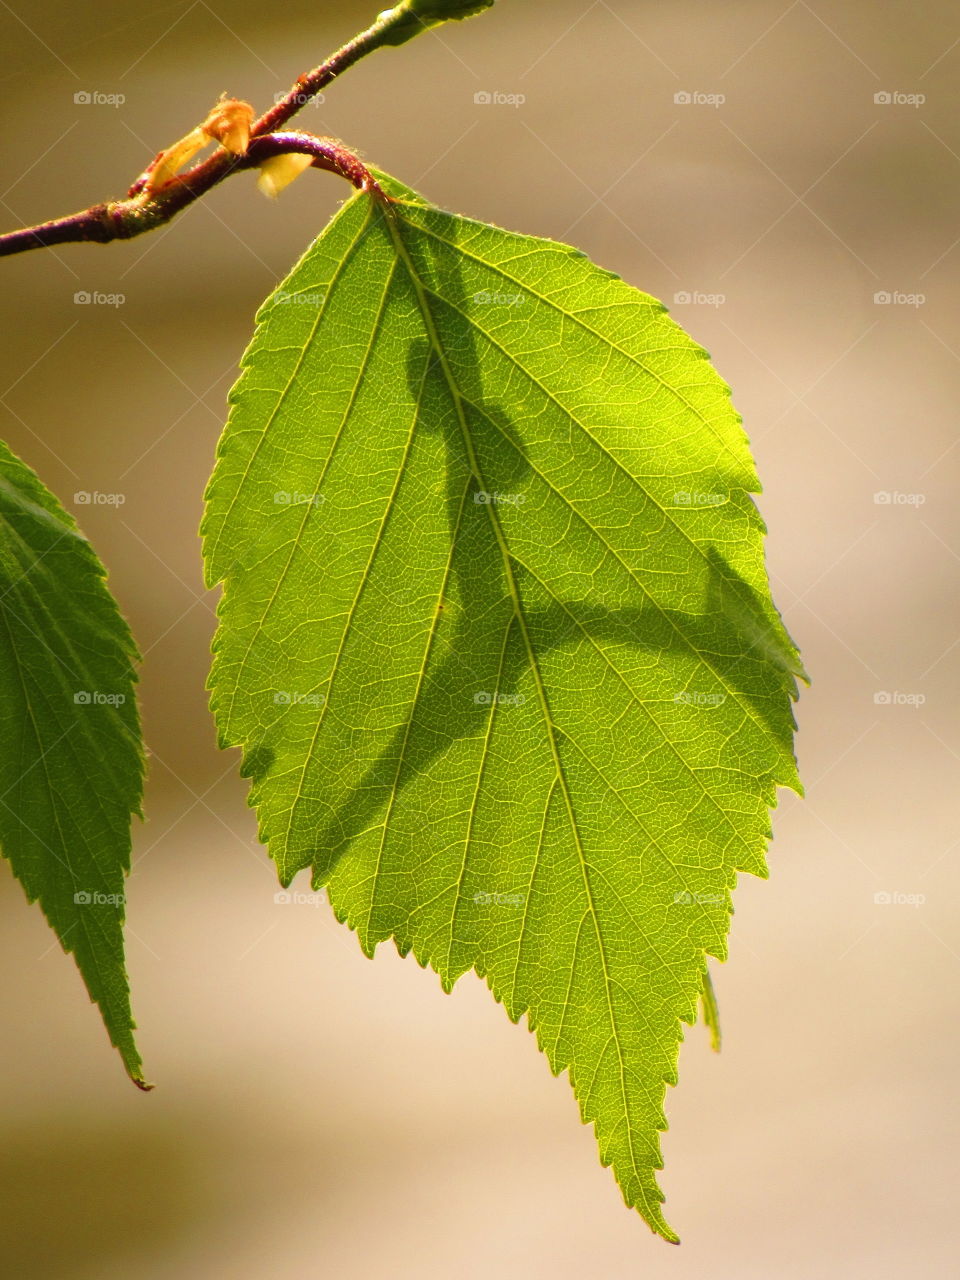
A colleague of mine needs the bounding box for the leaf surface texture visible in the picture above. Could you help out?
[204,174,802,1236]
[0,441,145,1084]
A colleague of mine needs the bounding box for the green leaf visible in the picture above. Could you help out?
[0,442,147,1086]
[203,173,802,1238]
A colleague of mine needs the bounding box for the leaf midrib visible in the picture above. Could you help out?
[384,203,667,1233]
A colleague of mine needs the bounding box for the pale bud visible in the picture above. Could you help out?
[256,152,314,199]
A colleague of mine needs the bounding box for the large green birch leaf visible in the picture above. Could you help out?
[0,440,147,1085]
[203,172,802,1238]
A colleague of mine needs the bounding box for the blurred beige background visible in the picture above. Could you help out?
[0,0,957,1275]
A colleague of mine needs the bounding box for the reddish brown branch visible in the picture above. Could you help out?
[0,3,419,258]
[0,132,385,258]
